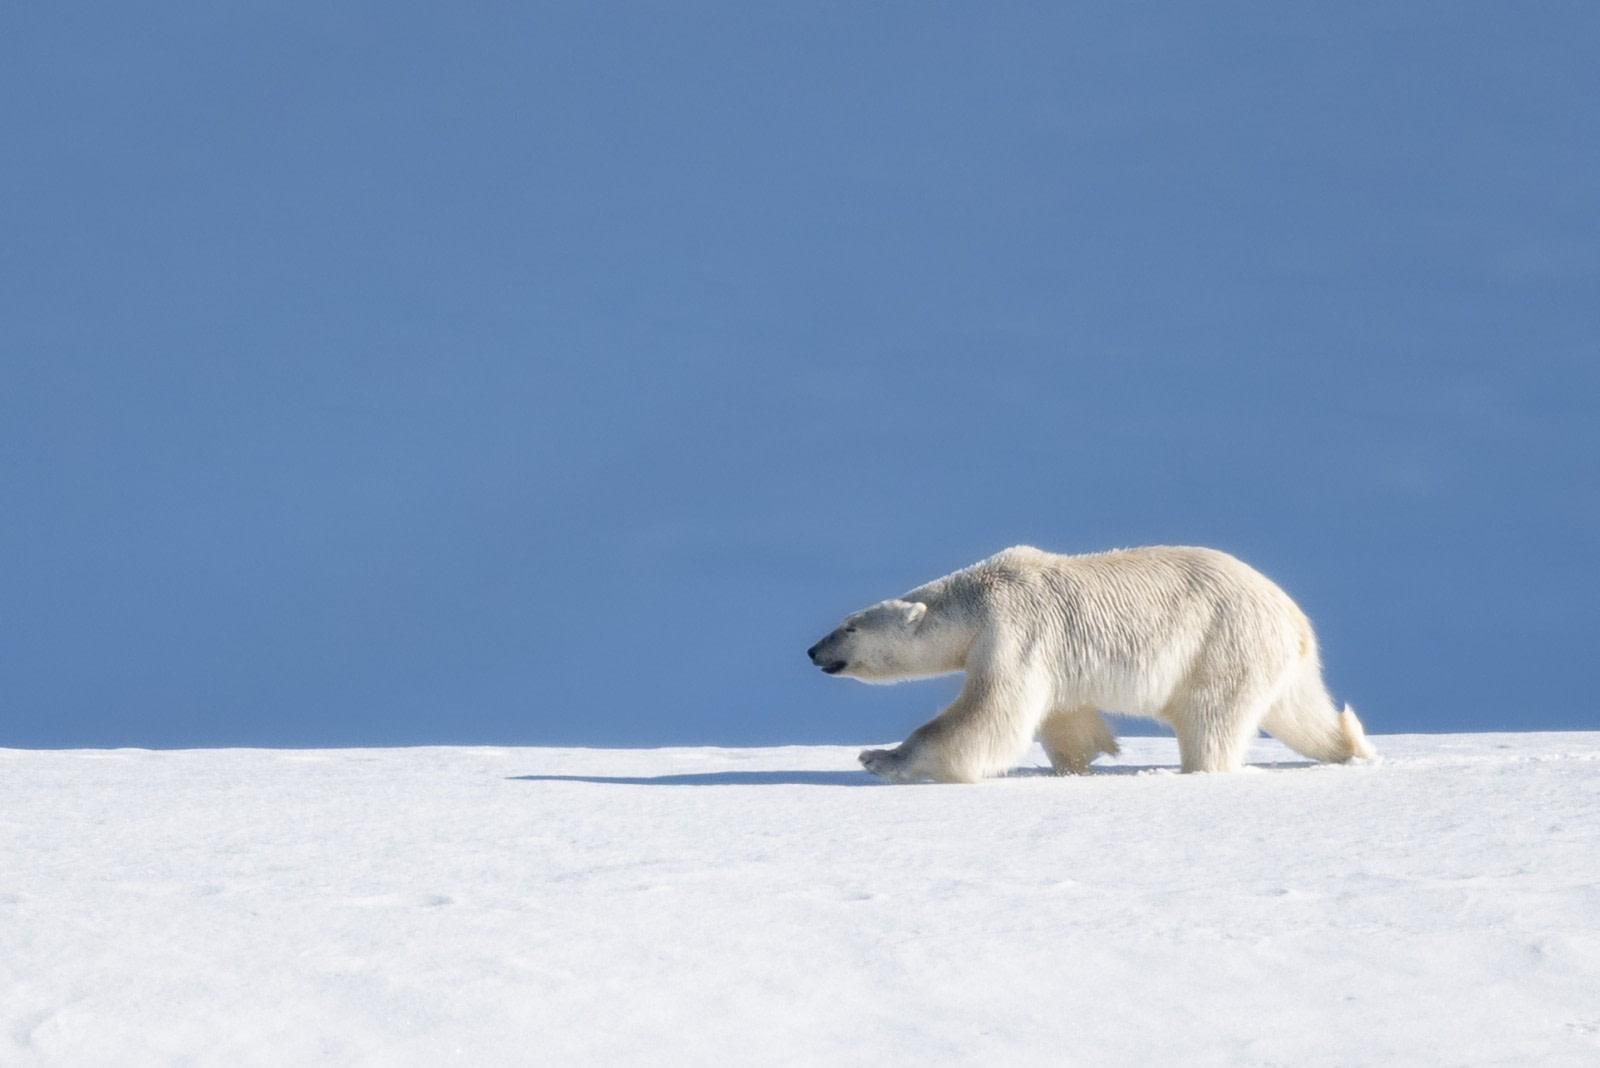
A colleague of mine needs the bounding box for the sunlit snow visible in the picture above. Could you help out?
[4,733,1598,1064]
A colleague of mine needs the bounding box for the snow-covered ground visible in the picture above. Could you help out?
[3,733,1598,1066]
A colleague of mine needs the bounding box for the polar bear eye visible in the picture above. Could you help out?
[843,626,858,634]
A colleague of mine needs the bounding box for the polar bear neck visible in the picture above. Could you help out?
[897,571,990,674]
[903,548,1030,614]
[895,547,1067,674]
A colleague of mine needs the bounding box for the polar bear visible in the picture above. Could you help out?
[806,545,1374,782]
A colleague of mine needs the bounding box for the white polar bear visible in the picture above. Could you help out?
[806,545,1374,782]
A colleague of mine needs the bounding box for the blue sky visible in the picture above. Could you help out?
[4,4,1597,748]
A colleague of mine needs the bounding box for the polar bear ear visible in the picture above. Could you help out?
[902,601,928,626]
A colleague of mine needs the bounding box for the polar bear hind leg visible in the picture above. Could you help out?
[1169,682,1271,774]
[1038,706,1119,774]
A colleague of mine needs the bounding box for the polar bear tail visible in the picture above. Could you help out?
[1339,704,1376,761]
[1261,673,1376,764]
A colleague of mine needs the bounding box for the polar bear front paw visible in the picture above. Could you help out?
[859,747,910,782]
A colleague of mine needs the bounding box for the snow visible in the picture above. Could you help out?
[4,733,1599,1065]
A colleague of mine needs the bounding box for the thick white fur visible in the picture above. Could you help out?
[809,545,1374,783]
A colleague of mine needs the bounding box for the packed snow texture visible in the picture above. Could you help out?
[4,733,1599,1065]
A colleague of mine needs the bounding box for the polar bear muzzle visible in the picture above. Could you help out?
[806,635,849,675]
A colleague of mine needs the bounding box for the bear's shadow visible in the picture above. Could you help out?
[509,770,881,787]
[506,761,1314,787]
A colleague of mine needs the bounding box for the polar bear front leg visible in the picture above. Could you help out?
[860,672,1048,784]
[857,732,965,784]
[858,747,916,782]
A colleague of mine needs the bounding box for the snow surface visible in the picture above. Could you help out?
[4,733,1599,1065]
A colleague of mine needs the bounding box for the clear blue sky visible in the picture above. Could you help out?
[4,4,1597,748]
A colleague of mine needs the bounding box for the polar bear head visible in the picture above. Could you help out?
[807,599,962,683]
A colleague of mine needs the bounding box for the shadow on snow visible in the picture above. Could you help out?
[506,760,1316,786]
[508,770,879,786]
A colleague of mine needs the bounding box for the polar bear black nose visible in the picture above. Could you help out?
[806,642,822,661]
